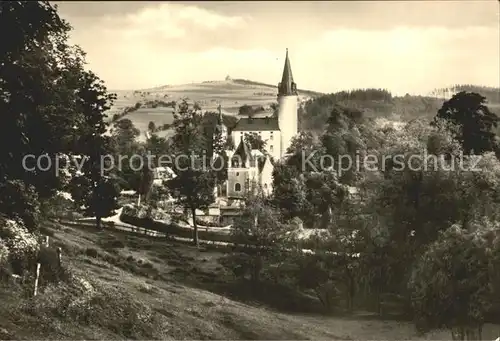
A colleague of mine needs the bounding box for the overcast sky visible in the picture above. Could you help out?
[53,1,499,95]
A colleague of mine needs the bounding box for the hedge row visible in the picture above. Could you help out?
[119,213,233,244]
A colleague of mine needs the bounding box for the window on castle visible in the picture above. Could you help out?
[270,133,273,140]
[236,172,239,176]
[232,159,240,167]
[234,183,241,192]
[270,145,273,152]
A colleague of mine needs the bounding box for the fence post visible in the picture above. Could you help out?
[56,247,62,268]
[33,236,50,297]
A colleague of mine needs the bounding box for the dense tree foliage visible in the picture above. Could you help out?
[432,91,499,155]
[222,191,299,283]
[431,85,500,104]
[110,118,143,191]
[0,1,118,230]
[243,132,266,151]
[238,104,265,117]
[68,72,120,228]
[166,100,217,247]
[409,220,500,340]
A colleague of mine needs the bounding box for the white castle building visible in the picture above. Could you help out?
[215,49,299,198]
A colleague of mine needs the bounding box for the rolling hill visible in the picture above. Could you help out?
[106,79,321,141]
[106,80,500,140]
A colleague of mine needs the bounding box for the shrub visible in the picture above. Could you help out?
[85,248,99,258]
[122,204,137,217]
[38,246,70,285]
[195,218,222,227]
[409,223,498,339]
[102,239,125,250]
[17,278,167,338]
[149,207,171,221]
[0,181,40,232]
[0,216,40,276]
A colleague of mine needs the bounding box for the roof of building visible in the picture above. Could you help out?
[278,49,298,97]
[232,138,254,164]
[232,116,279,132]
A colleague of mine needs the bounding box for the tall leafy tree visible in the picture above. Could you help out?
[69,71,119,229]
[136,133,163,205]
[111,118,142,190]
[199,110,230,194]
[0,1,117,229]
[321,106,366,185]
[365,120,500,301]
[272,162,310,223]
[0,1,74,210]
[227,191,299,283]
[409,221,499,340]
[432,91,499,155]
[166,100,216,247]
[244,132,267,151]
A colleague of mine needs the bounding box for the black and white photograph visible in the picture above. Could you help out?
[0,0,499,340]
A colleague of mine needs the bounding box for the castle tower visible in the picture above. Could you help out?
[277,48,298,158]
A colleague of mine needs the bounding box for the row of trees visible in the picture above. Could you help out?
[431,85,500,104]
[222,91,500,339]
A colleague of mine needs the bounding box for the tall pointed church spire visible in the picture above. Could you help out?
[278,48,298,96]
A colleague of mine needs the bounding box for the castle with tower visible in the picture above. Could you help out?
[214,49,299,199]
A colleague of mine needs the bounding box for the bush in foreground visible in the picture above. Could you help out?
[409,220,500,340]
[15,275,169,339]
[0,215,39,279]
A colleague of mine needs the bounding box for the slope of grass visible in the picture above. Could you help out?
[1,221,500,340]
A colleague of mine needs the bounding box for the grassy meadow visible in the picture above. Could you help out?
[1,221,499,340]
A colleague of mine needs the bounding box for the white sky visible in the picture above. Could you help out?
[54,1,500,95]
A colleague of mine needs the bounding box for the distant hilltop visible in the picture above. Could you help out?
[107,80,500,143]
[130,81,499,103]
[136,78,323,98]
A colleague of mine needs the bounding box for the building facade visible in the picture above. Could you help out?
[220,49,299,198]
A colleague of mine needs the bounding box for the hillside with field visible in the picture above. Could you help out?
[108,81,500,139]
[106,79,321,141]
[2,220,500,340]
